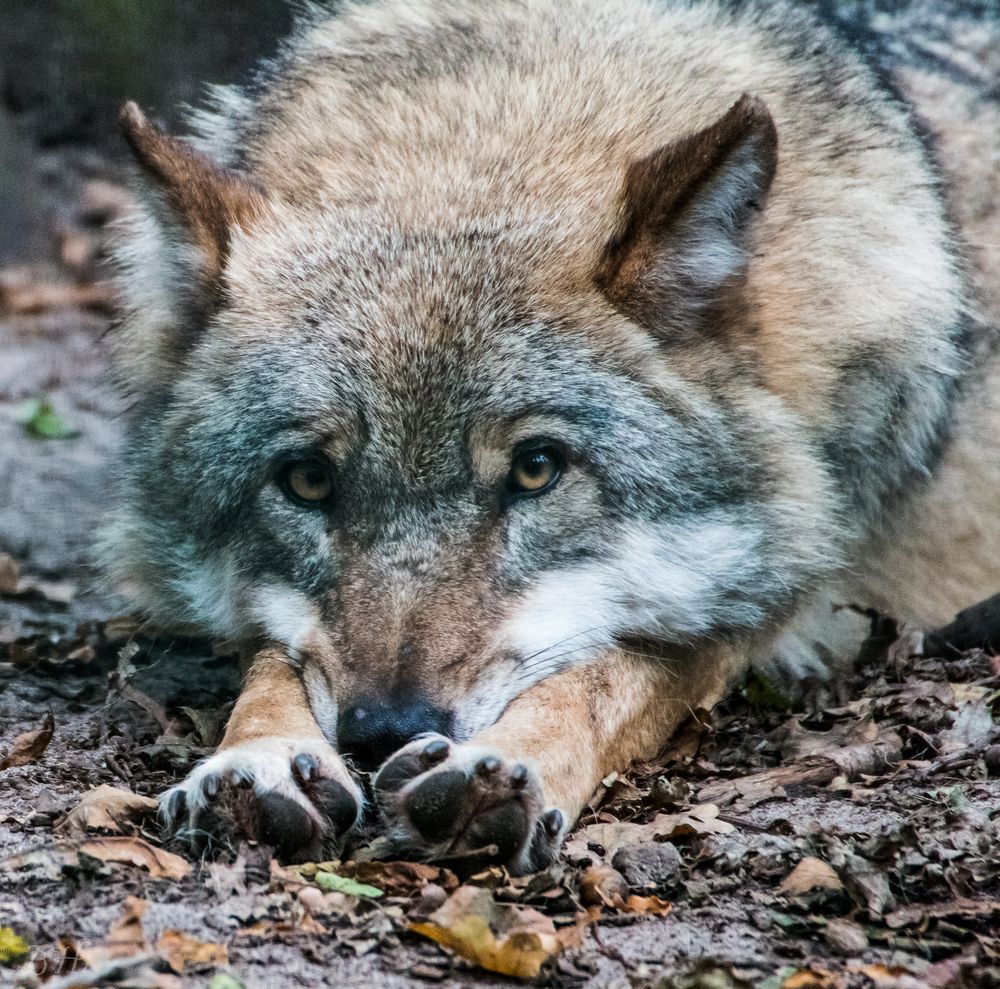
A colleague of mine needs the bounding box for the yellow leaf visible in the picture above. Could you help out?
[0,927,29,965]
[409,886,583,980]
[780,968,844,989]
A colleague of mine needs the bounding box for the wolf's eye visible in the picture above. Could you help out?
[508,446,564,496]
[278,457,334,506]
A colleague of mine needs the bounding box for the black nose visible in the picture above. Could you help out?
[337,697,451,771]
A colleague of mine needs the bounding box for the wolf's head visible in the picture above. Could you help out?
[105,94,840,767]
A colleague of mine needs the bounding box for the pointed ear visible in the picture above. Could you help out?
[119,101,267,282]
[595,94,777,330]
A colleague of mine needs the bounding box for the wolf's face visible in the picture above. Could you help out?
[107,98,836,764]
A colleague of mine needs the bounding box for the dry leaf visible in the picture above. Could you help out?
[0,713,55,769]
[780,969,844,989]
[155,930,228,972]
[76,897,150,968]
[337,860,459,897]
[52,899,182,989]
[410,886,585,979]
[778,857,844,896]
[849,964,923,987]
[57,785,158,836]
[566,803,734,864]
[578,865,671,916]
[620,894,672,916]
[237,915,328,938]
[579,865,629,907]
[79,837,191,880]
[938,699,995,754]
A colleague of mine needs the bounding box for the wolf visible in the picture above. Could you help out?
[103,0,1000,871]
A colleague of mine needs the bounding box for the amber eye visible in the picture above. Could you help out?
[508,445,564,496]
[279,457,334,506]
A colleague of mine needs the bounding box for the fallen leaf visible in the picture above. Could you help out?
[851,963,923,987]
[15,397,80,440]
[566,803,734,863]
[777,857,844,896]
[79,837,191,880]
[0,926,29,965]
[620,894,672,916]
[885,896,1000,929]
[938,699,995,755]
[0,713,55,769]
[52,899,182,989]
[336,860,458,897]
[155,930,228,972]
[579,865,629,907]
[578,864,671,915]
[208,976,246,989]
[410,886,584,979]
[237,915,328,938]
[75,897,150,968]
[780,969,844,989]
[178,706,224,746]
[313,871,383,897]
[56,785,158,836]
[698,732,902,808]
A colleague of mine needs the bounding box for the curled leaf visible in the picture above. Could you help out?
[410,886,585,979]
[1,713,55,769]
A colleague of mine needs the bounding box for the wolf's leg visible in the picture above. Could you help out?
[374,643,741,873]
[161,644,362,862]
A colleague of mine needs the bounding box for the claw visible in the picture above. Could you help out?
[421,738,450,766]
[203,773,220,799]
[509,763,528,789]
[293,752,319,783]
[541,808,564,836]
[475,755,502,777]
[165,788,186,823]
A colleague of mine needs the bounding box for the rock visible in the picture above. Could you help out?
[824,917,868,956]
[611,841,682,890]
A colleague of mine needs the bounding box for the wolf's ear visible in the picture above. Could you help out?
[119,101,267,283]
[595,94,777,330]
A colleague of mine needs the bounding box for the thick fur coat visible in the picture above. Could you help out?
[103,0,1000,869]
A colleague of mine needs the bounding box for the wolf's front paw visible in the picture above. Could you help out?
[161,737,362,862]
[373,734,566,875]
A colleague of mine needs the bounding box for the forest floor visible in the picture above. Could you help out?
[2,80,1000,989]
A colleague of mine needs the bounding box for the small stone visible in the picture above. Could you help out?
[824,917,868,956]
[611,841,682,890]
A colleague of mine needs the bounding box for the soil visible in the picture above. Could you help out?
[1,4,999,988]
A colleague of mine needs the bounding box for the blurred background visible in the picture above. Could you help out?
[0,0,292,638]
[0,0,292,264]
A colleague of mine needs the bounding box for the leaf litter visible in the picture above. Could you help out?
[4,609,1000,985]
